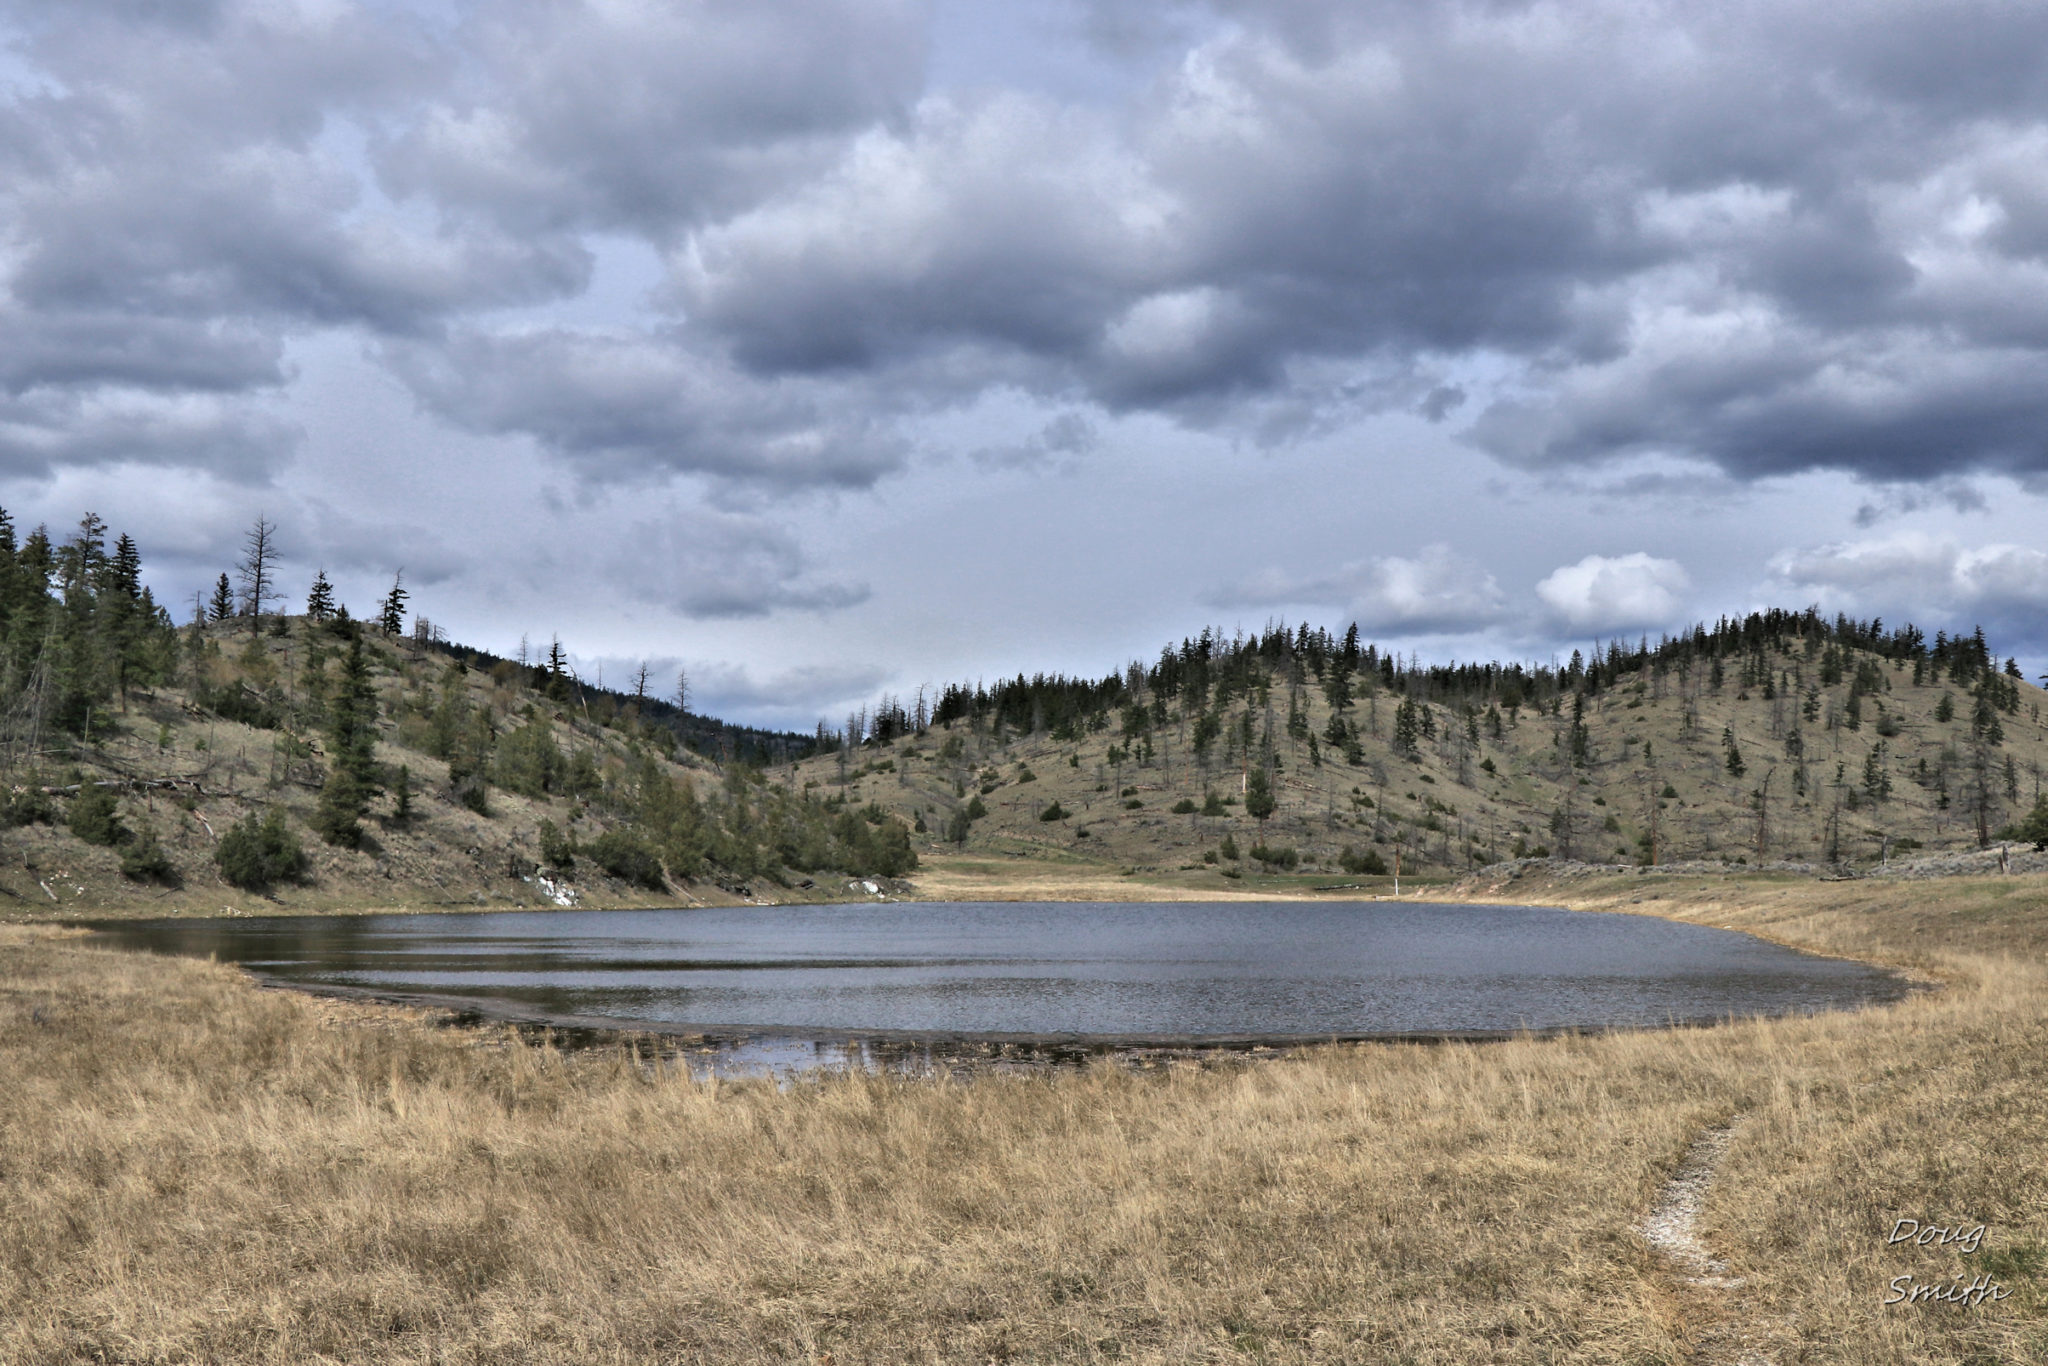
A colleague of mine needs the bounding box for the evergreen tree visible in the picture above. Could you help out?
[68,785,125,846]
[216,808,307,890]
[1392,696,1421,759]
[1244,765,1276,821]
[379,570,407,636]
[2009,794,2048,851]
[1722,727,1746,777]
[55,512,108,592]
[312,633,380,848]
[209,573,235,623]
[110,534,142,600]
[306,570,336,621]
[119,821,177,883]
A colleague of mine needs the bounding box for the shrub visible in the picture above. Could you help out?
[965,794,988,820]
[3,784,55,828]
[195,681,282,730]
[455,779,491,816]
[216,809,308,891]
[1339,845,1388,876]
[1249,842,1298,869]
[2004,797,2048,851]
[1038,800,1069,822]
[68,785,126,847]
[584,830,666,891]
[538,818,576,869]
[1219,833,1239,860]
[1171,798,1197,814]
[120,824,177,884]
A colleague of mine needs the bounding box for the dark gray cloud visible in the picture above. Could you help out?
[383,328,908,491]
[598,506,870,621]
[380,0,929,240]
[970,410,1099,470]
[0,312,283,395]
[17,0,2048,491]
[9,0,2048,710]
[670,0,2048,481]
[0,389,297,480]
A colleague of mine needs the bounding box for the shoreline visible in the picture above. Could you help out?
[3,870,2042,1362]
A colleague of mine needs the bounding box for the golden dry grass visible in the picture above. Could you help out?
[1,877,2044,1363]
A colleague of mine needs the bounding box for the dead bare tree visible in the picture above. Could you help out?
[236,515,281,637]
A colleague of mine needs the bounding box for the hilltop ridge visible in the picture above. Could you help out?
[788,609,2048,884]
[3,507,2044,917]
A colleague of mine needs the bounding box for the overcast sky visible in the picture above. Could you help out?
[7,0,2048,729]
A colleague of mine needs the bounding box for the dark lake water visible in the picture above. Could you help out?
[84,901,1906,1065]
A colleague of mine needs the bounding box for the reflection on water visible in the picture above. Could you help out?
[82,900,1908,1075]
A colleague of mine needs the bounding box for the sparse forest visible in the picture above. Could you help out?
[4,511,2046,911]
[801,610,2048,879]
[0,512,911,910]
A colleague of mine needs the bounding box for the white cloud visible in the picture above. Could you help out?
[1770,533,2048,615]
[1536,552,1690,631]
[1214,543,1507,635]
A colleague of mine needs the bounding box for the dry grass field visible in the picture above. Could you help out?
[2,871,2044,1363]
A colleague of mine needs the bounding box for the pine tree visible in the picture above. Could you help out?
[312,633,380,848]
[56,512,107,592]
[306,570,336,621]
[1244,764,1276,822]
[379,570,407,635]
[209,573,235,623]
[110,534,142,600]
[1722,727,1746,777]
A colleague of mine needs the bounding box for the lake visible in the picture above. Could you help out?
[82,900,1907,1069]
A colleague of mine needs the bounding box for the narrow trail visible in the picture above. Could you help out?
[1641,1116,1776,1366]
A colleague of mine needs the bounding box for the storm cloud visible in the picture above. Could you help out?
[14,1,2048,487]
[8,0,2048,722]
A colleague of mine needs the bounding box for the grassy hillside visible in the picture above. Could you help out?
[10,594,2048,917]
[791,613,2048,883]
[1,615,903,918]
